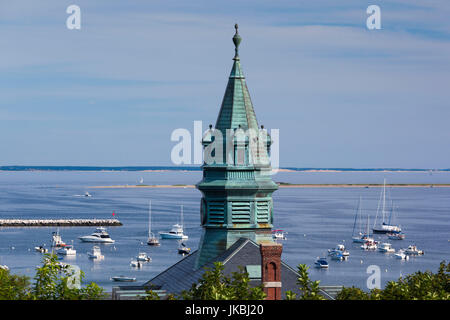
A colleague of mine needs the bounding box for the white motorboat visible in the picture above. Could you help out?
[84,192,92,197]
[159,223,188,239]
[159,205,188,240]
[378,242,395,253]
[395,249,409,260]
[328,244,350,257]
[373,179,402,234]
[405,245,424,255]
[136,252,151,262]
[130,260,142,268]
[57,245,76,256]
[147,200,160,246]
[79,227,115,243]
[314,257,329,268]
[111,276,136,282]
[34,245,48,253]
[51,229,67,248]
[87,246,104,259]
[272,229,287,240]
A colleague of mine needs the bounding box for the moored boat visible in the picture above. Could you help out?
[147,200,160,246]
[57,245,76,256]
[373,179,402,234]
[34,245,48,253]
[159,205,188,240]
[330,251,346,261]
[130,259,142,268]
[328,244,350,257]
[361,240,378,250]
[87,246,104,259]
[178,242,191,255]
[378,242,395,253]
[405,245,424,255]
[79,227,115,243]
[272,229,287,240]
[136,252,151,262]
[352,198,375,243]
[314,257,329,268]
[51,229,67,247]
[111,276,136,282]
[395,249,409,260]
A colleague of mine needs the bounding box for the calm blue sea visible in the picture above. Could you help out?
[0,170,449,292]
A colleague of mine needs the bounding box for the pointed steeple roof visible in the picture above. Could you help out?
[215,24,259,131]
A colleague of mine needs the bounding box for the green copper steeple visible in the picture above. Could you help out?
[215,24,259,132]
[195,25,278,269]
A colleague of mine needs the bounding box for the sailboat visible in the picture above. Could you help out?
[147,200,160,246]
[361,214,378,250]
[159,205,188,240]
[352,197,373,243]
[373,179,401,234]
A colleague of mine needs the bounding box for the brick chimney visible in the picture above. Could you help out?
[260,242,283,300]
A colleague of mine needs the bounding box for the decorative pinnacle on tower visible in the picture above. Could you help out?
[233,23,241,60]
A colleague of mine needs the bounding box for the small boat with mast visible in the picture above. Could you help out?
[147,200,160,246]
[352,197,375,243]
[360,214,378,250]
[373,179,402,234]
[51,229,67,248]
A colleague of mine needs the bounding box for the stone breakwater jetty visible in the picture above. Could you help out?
[0,219,122,227]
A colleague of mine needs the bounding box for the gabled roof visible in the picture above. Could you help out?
[143,238,302,298]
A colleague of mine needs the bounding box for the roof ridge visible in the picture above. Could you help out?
[221,238,253,264]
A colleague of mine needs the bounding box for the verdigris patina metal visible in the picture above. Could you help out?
[195,25,278,269]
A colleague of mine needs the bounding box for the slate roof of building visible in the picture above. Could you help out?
[142,238,306,299]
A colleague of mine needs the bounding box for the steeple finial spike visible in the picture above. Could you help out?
[232,23,242,60]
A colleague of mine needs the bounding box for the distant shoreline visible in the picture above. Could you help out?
[1,166,449,173]
[88,183,450,189]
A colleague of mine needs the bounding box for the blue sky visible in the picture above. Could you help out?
[0,0,449,168]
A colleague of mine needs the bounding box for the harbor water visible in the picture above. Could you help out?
[0,170,449,292]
